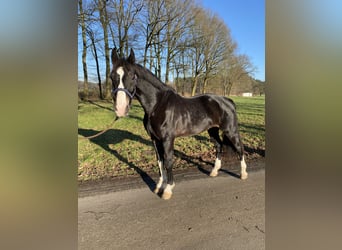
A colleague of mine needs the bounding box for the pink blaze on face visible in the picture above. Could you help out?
[115,67,129,117]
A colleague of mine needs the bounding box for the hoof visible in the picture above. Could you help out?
[161,191,172,200]
[154,187,160,194]
[210,170,218,177]
[241,173,248,180]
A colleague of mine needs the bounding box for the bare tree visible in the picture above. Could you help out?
[97,0,111,99]
[78,0,89,100]
[223,54,255,96]
[188,8,212,96]
[87,28,103,99]
[201,14,234,94]
[151,11,164,78]
[78,0,256,99]
[107,0,144,57]
[163,0,194,84]
[140,0,169,70]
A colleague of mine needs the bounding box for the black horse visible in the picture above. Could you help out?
[110,48,248,200]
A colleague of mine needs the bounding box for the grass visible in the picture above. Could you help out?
[78,96,265,181]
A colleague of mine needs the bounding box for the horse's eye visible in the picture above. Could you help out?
[111,74,118,83]
[127,72,136,80]
[129,73,137,80]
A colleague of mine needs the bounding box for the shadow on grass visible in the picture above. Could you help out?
[240,123,265,133]
[193,129,265,158]
[78,128,156,192]
[174,150,241,180]
[127,114,143,122]
[88,100,114,112]
[78,127,247,188]
[193,134,209,141]
[190,133,263,178]
[87,101,144,123]
[244,145,265,157]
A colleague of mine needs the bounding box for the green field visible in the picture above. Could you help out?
[78,96,265,181]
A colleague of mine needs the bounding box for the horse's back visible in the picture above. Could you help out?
[185,94,236,114]
[163,93,236,119]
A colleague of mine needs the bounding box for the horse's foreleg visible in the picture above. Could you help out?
[154,161,166,194]
[152,139,166,194]
[161,137,175,200]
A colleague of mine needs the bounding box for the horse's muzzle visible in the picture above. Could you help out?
[115,104,129,117]
[115,91,130,117]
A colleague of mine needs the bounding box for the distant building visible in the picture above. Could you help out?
[242,92,253,97]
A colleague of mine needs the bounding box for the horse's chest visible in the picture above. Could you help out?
[146,111,174,139]
[145,115,163,140]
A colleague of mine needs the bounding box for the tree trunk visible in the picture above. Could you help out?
[79,0,88,100]
[149,46,153,72]
[157,44,161,80]
[174,69,179,93]
[191,76,198,96]
[94,48,103,100]
[202,77,208,94]
[87,29,103,99]
[124,26,129,57]
[223,82,228,96]
[182,52,186,95]
[117,0,124,57]
[165,22,171,84]
[227,80,233,96]
[99,0,111,99]
[165,61,170,84]
[143,43,148,67]
[108,24,117,49]
[92,35,103,99]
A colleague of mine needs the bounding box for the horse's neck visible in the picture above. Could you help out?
[134,65,171,114]
[135,77,165,115]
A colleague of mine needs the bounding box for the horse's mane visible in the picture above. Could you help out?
[134,63,175,92]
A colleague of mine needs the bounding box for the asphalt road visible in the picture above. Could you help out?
[78,165,265,250]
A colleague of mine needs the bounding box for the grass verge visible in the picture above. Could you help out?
[78,96,265,181]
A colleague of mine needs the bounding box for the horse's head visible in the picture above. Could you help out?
[110,48,137,117]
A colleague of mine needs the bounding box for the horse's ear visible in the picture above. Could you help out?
[127,48,135,64]
[111,48,118,65]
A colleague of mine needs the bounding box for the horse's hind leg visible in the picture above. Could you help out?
[240,155,248,180]
[223,126,248,180]
[208,127,223,177]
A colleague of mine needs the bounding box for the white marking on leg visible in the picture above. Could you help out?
[210,158,221,177]
[164,183,175,193]
[162,183,175,200]
[240,156,248,180]
[115,67,128,117]
[154,161,164,193]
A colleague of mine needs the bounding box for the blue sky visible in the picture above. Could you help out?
[201,0,265,81]
[78,0,265,82]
